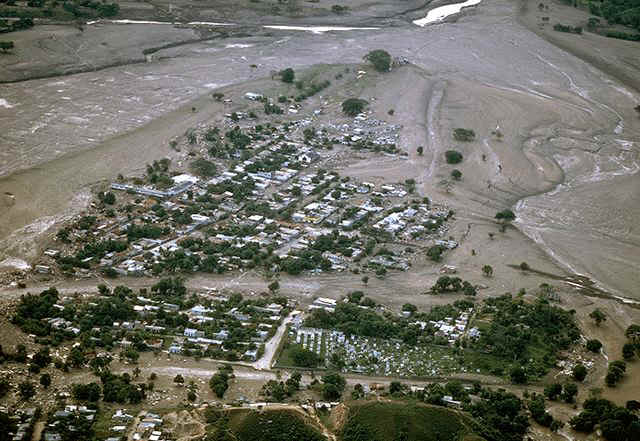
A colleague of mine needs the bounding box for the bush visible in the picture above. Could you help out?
[364,49,391,72]
[342,98,368,116]
[444,150,463,164]
[451,169,462,180]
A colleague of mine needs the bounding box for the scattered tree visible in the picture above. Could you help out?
[451,169,462,180]
[482,265,493,277]
[417,146,424,155]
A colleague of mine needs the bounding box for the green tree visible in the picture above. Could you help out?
[18,381,35,400]
[622,342,636,360]
[342,98,368,116]
[482,264,493,277]
[451,169,462,180]
[495,209,516,223]
[0,41,14,53]
[572,363,588,381]
[268,280,280,293]
[444,150,463,164]
[589,308,606,326]
[510,366,527,384]
[39,373,51,389]
[586,339,602,353]
[544,383,562,400]
[417,146,424,155]
[280,68,295,83]
[174,374,185,386]
[562,383,578,403]
[364,49,392,72]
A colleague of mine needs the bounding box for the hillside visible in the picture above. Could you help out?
[337,401,487,441]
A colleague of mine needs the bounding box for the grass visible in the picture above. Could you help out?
[226,408,326,441]
[339,401,486,441]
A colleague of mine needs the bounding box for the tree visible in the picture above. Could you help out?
[268,280,280,293]
[280,68,295,83]
[364,49,392,72]
[0,377,10,398]
[562,383,578,403]
[544,383,563,400]
[174,374,185,386]
[401,303,417,313]
[572,363,588,381]
[495,209,516,223]
[190,158,218,178]
[589,309,606,326]
[510,366,527,384]
[389,381,405,395]
[520,262,530,271]
[622,342,636,360]
[291,346,322,368]
[361,276,369,285]
[18,381,36,400]
[102,191,116,205]
[342,98,368,116]
[482,264,493,277]
[187,390,197,402]
[322,372,346,400]
[451,169,462,180]
[427,245,445,262]
[586,339,602,353]
[39,373,51,389]
[0,41,14,53]
[453,128,476,141]
[445,150,463,164]
[417,146,424,155]
[69,346,86,368]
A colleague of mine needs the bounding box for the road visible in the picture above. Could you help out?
[252,311,296,370]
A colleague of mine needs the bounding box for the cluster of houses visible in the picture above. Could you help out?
[43,405,96,441]
[165,299,286,362]
[412,310,478,345]
[38,102,455,281]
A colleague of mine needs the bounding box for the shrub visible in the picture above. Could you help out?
[444,150,463,164]
[451,169,462,180]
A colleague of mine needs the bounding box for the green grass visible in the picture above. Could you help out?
[226,409,326,441]
[339,401,486,441]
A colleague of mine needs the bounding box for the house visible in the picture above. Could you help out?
[184,328,205,338]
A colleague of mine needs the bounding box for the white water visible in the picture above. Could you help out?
[0,98,14,109]
[263,25,379,34]
[413,0,482,26]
